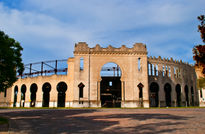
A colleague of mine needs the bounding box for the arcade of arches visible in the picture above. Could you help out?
[0,42,199,108]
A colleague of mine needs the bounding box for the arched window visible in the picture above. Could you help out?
[175,84,181,107]
[149,82,159,107]
[191,86,194,106]
[80,57,84,70]
[152,64,155,76]
[42,82,51,107]
[168,66,171,77]
[148,64,151,76]
[138,83,144,99]
[30,83,38,107]
[13,86,18,107]
[78,83,85,98]
[138,83,144,107]
[57,82,67,107]
[20,84,27,107]
[185,85,189,106]
[138,58,141,71]
[164,83,172,107]
[155,65,158,76]
[162,66,165,77]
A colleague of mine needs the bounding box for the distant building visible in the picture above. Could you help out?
[0,42,199,108]
[195,66,205,107]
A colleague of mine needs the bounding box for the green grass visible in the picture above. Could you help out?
[0,117,8,125]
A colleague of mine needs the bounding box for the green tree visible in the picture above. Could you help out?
[0,30,24,92]
[193,15,205,76]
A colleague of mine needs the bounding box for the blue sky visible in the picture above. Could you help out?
[0,0,204,64]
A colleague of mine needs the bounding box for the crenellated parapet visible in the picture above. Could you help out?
[74,42,147,55]
[148,56,192,67]
[147,55,196,84]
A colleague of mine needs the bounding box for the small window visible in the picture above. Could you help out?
[156,65,158,76]
[148,64,151,76]
[80,57,84,70]
[168,66,171,77]
[109,81,112,86]
[138,58,141,71]
[162,66,165,77]
[152,64,155,76]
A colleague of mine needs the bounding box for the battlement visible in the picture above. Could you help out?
[148,56,192,67]
[74,42,147,55]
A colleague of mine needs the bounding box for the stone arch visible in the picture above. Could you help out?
[42,82,51,107]
[30,83,38,107]
[100,62,122,107]
[164,83,172,107]
[20,84,27,107]
[175,84,181,107]
[149,82,159,107]
[185,85,189,106]
[97,61,125,81]
[13,85,18,107]
[57,81,67,107]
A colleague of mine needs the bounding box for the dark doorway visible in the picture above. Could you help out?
[164,83,172,107]
[42,82,51,107]
[149,82,159,107]
[100,63,121,107]
[78,83,85,98]
[185,85,189,106]
[57,82,67,107]
[13,86,18,107]
[30,83,38,107]
[191,86,194,106]
[20,84,27,107]
[175,84,181,107]
[138,83,144,107]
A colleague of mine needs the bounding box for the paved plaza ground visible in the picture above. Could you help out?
[0,108,205,134]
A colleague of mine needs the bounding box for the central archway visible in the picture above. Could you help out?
[100,62,121,107]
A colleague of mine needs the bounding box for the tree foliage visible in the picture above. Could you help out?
[193,15,205,77]
[0,30,24,92]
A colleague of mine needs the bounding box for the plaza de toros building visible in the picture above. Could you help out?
[0,42,199,108]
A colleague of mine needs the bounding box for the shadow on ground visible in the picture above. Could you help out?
[0,109,190,134]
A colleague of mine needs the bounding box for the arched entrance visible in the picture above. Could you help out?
[13,86,18,107]
[164,83,171,107]
[30,83,38,107]
[185,85,189,106]
[175,84,181,107]
[100,62,121,107]
[149,82,159,107]
[20,84,27,107]
[57,82,67,107]
[42,82,51,107]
